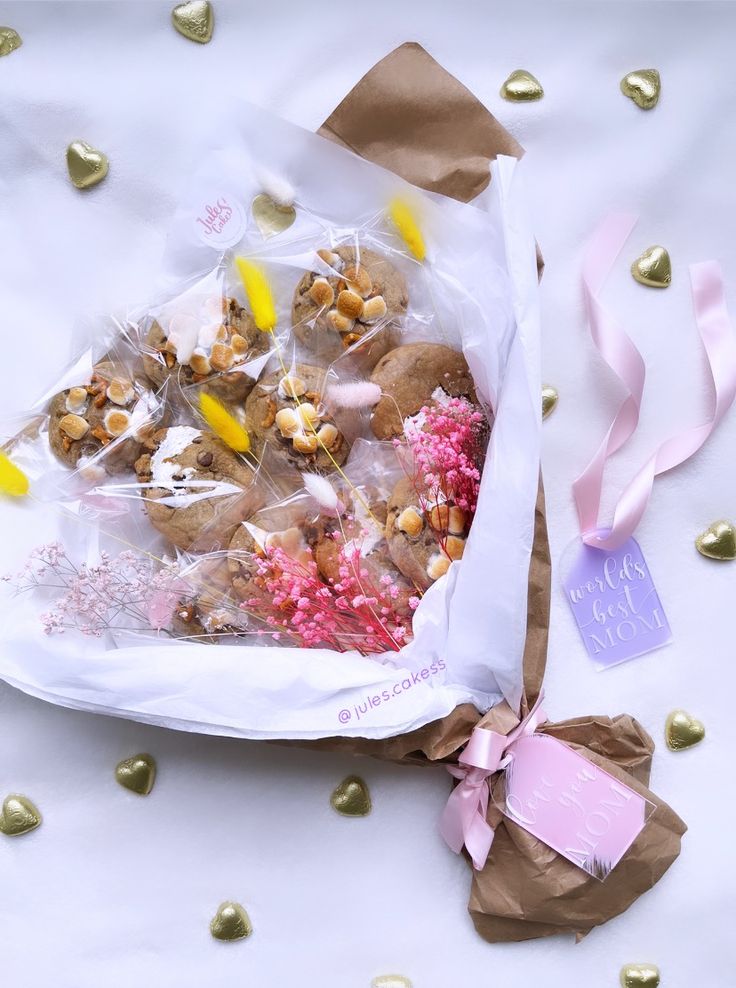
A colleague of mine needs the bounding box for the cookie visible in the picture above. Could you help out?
[169,599,214,643]
[292,246,408,365]
[142,296,268,402]
[134,426,260,552]
[170,596,247,642]
[228,517,323,603]
[172,554,247,640]
[314,498,386,583]
[315,497,416,614]
[244,364,349,473]
[369,343,476,439]
[385,477,470,591]
[48,362,147,475]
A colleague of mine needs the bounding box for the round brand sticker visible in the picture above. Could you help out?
[193,192,247,249]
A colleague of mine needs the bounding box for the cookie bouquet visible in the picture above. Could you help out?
[0,44,685,943]
[3,99,533,738]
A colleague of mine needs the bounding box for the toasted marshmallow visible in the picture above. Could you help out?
[360,295,388,323]
[316,248,344,272]
[278,375,306,399]
[65,387,88,415]
[107,377,135,406]
[293,433,319,454]
[343,264,373,298]
[59,413,89,440]
[275,408,301,438]
[427,553,451,581]
[296,402,319,428]
[230,333,248,356]
[189,350,212,375]
[309,277,335,308]
[337,289,364,321]
[326,310,355,335]
[210,343,234,372]
[316,423,339,449]
[103,409,132,437]
[397,507,424,537]
[445,536,466,561]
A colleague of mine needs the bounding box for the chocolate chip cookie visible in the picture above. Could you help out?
[385,477,470,591]
[369,343,477,439]
[169,551,249,640]
[48,362,148,474]
[244,364,349,473]
[292,246,408,365]
[142,296,268,402]
[134,426,261,552]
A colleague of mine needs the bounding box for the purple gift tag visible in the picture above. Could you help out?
[563,536,671,669]
[503,734,652,880]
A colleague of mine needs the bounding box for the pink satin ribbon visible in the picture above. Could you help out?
[439,693,548,870]
[574,214,736,550]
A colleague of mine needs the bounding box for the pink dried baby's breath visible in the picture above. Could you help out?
[239,532,414,655]
[401,396,487,557]
[6,543,190,639]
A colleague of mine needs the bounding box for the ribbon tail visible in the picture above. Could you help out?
[577,220,736,549]
[439,774,495,870]
[439,779,472,854]
[464,811,496,871]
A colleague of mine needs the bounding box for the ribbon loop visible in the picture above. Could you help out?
[440,693,547,870]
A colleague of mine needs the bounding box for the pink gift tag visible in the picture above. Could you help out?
[562,535,671,669]
[503,734,652,880]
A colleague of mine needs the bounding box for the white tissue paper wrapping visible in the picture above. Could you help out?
[0,105,541,741]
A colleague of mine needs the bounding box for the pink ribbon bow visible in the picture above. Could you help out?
[439,693,548,870]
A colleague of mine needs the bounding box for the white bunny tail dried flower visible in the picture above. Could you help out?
[326,381,381,410]
[303,473,340,513]
[256,167,295,207]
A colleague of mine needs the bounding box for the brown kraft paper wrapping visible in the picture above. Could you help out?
[304,42,686,942]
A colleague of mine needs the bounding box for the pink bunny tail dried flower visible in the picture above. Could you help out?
[326,381,381,410]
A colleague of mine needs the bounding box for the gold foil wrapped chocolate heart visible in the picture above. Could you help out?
[172,1,214,44]
[620,962,661,987]
[66,141,109,190]
[252,193,297,237]
[631,246,671,288]
[620,70,661,110]
[695,520,736,560]
[542,386,558,419]
[0,26,22,57]
[330,775,371,816]
[115,753,156,795]
[0,794,42,836]
[210,901,252,941]
[500,70,544,102]
[665,710,705,751]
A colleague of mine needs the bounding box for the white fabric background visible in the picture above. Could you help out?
[1,2,734,985]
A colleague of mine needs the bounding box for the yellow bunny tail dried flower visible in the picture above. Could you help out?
[0,450,29,497]
[199,392,251,453]
[389,198,426,262]
[235,257,277,332]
